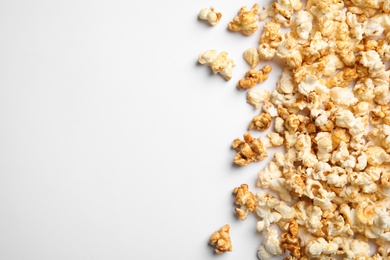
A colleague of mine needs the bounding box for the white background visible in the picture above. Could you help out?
[0,0,285,259]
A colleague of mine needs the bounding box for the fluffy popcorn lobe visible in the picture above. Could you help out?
[200,0,390,258]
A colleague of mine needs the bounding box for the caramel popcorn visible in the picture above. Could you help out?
[233,184,256,220]
[232,132,268,166]
[237,65,272,90]
[209,224,233,254]
[228,4,259,36]
[200,0,390,258]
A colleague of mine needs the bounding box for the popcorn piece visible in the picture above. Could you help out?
[330,87,358,108]
[228,4,259,36]
[232,132,267,166]
[247,89,270,109]
[198,7,222,26]
[233,184,256,220]
[249,112,272,131]
[243,48,260,68]
[281,220,301,258]
[293,11,313,41]
[263,228,284,256]
[237,65,272,90]
[209,224,232,254]
[198,50,235,80]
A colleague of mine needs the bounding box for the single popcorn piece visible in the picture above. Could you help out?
[237,65,272,90]
[228,4,259,36]
[243,48,260,68]
[247,89,270,109]
[249,112,272,131]
[198,50,235,80]
[233,184,256,220]
[198,7,222,26]
[209,224,232,254]
[232,132,267,166]
[281,220,301,258]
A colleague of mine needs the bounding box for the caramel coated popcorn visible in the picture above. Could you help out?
[199,0,390,258]
[228,4,259,36]
[209,224,233,254]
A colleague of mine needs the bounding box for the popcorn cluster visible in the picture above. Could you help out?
[201,0,390,259]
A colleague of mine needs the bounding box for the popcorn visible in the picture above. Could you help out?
[249,112,272,131]
[233,184,256,220]
[247,89,270,109]
[198,7,222,26]
[237,65,272,90]
[243,48,260,68]
[200,0,390,258]
[209,224,233,254]
[198,50,235,80]
[232,132,268,166]
[228,4,259,36]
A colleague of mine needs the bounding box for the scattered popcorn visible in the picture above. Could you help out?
[198,50,235,80]
[237,65,272,90]
[209,224,232,254]
[198,7,222,26]
[200,0,390,258]
[228,4,259,36]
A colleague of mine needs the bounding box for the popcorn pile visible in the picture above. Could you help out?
[199,0,390,259]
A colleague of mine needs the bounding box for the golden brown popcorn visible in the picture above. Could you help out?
[209,224,232,254]
[281,220,301,258]
[228,4,259,36]
[237,65,272,90]
[198,50,235,80]
[260,21,283,46]
[249,112,272,131]
[325,67,358,88]
[232,132,267,166]
[233,184,256,220]
[198,7,222,26]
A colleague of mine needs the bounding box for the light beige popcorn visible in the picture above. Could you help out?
[247,89,270,109]
[209,224,232,254]
[198,50,235,80]
[198,7,222,26]
[228,4,259,36]
[243,47,260,68]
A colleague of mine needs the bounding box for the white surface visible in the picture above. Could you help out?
[0,0,283,259]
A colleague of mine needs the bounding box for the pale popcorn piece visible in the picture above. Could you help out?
[276,67,295,94]
[365,14,390,37]
[209,224,232,254]
[260,21,283,47]
[198,50,235,80]
[267,132,284,146]
[258,43,277,60]
[276,35,302,68]
[243,48,260,68]
[198,7,222,26]
[330,87,358,108]
[237,65,272,90]
[360,50,385,76]
[232,132,267,166]
[257,161,292,202]
[228,4,259,36]
[305,237,339,257]
[249,112,272,131]
[315,132,332,162]
[233,184,256,220]
[366,146,390,166]
[247,89,270,109]
[270,0,303,27]
[293,11,313,41]
[263,228,284,256]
